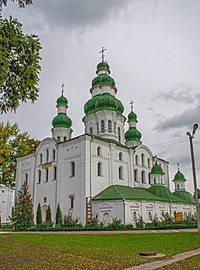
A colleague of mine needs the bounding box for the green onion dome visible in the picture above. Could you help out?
[52,113,72,128]
[128,111,137,122]
[84,93,124,115]
[125,127,142,142]
[173,169,186,182]
[56,95,68,106]
[96,62,110,74]
[173,190,196,204]
[150,162,165,175]
[92,73,115,88]
[116,98,124,114]
[148,185,174,201]
[96,92,118,111]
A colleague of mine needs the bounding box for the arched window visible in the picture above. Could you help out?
[177,184,179,190]
[70,161,75,177]
[101,120,105,132]
[53,166,57,180]
[148,211,152,220]
[45,168,49,182]
[38,170,41,184]
[118,127,121,143]
[46,149,49,162]
[89,127,93,134]
[141,170,145,183]
[141,153,145,166]
[108,120,112,133]
[154,178,156,184]
[69,194,75,209]
[52,149,56,161]
[114,122,116,133]
[97,162,103,176]
[147,158,151,168]
[135,155,138,165]
[133,211,137,221]
[40,153,42,164]
[134,169,138,182]
[97,122,99,133]
[97,146,102,156]
[64,136,67,141]
[119,152,123,161]
[57,136,60,141]
[119,166,124,180]
[25,173,28,185]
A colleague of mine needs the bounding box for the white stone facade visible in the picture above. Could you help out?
[0,184,14,224]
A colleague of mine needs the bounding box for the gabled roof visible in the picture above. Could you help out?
[93,185,170,202]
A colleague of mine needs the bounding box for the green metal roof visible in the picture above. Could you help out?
[148,185,184,203]
[93,185,169,202]
[173,169,186,182]
[128,111,137,122]
[52,113,72,128]
[92,73,115,88]
[57,95,68,106]
[96,61,110,74]
[125,127,142,142]
[173,190,196,204]
[150,162,165,175]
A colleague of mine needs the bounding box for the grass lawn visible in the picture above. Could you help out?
[0,232,199,270]
[157,255,200,270]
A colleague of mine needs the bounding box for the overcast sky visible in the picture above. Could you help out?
[2,0,200,192]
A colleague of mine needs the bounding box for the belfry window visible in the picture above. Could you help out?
[46,149,49,162]
[119,166,124,180]
[108,120,112,133]
[53,166,57,180]
[90,127,93,134]
[101,120,105,132]
[97,162,103,176]
[40,153,42,164]
[45,168,49,182]
[147,158,151,168]
[135,155,138,165]
[141,170,145,183]
[97,146,102,156]
[38,170,41,184]
[70,161,75,177]
[134,169,138,182]
[141,154,145,166]
[119,152,123,161]
[118,127,121,143]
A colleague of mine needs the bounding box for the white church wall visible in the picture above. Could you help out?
[0,185,14,224]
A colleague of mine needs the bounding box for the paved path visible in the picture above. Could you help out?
[123,248,200,270]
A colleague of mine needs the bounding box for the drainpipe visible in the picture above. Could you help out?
[123,199,126,224]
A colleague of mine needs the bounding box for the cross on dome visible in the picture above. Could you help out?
[61,83,65,96]
[130,100,134,112]
[99,46,106,62]
[177,163,180,171]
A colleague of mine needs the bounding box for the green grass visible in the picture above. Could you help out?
[157,255,200,270]
[0,232,200,270]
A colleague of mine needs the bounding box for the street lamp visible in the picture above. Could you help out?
[186,123,200,233]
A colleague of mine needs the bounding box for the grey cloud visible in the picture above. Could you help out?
[155,105,200,131]
[29,0,132,31]
[153,84,200,104]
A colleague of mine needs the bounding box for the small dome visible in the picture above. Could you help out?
[173,169,186,182]
[52,113,72,128]
[128,111,137,122]
[96,93,118,111]
[125,127,142,142]
[150,162,165,175]
[92,73,115,88]
[57,95,68,106]
[96,62,110,74]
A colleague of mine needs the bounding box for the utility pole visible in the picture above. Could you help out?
[186,123,200,232]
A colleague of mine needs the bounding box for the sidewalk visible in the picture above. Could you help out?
[123,248,200,270]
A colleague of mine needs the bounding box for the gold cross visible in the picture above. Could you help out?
[99,46,106,62]
[61,83,64,95]
[130,100,134,112]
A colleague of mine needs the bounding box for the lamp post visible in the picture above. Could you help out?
[186,123,200,232]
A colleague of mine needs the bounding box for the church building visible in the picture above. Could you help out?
[15,51,196,225]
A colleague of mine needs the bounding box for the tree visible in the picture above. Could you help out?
[36,203,42,225]
[0,122,40,187]
[12,181,34,227]
[0,17,41,113]
[55,203,62,225]
[0,0,33,16]
[45,205,52,224]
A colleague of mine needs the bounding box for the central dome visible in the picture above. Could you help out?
[92,73,115,88]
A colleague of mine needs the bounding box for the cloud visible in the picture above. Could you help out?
[155,105,200,131]
[153,84,200,105]
[28,0,133,31]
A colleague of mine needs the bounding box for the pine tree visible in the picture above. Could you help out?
[56,203,62,225]
[12,182,34,227]
[36,203,42,225]
[45,205,52,224]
